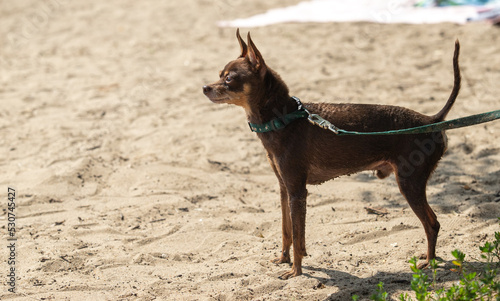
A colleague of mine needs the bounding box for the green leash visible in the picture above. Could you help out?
[248,96,500,135]
[334,109,500,136]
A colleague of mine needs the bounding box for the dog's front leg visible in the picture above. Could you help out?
[271,182,292,264]
[280,185,308,279]
[268,155,292,264]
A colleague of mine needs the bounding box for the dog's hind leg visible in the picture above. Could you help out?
[394,159,441,269]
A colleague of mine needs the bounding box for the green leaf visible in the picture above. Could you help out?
[480,242,494,253]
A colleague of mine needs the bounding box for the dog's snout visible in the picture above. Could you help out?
[203,85,212,94]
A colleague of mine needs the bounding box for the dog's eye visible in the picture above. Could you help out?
[225,76,232,83]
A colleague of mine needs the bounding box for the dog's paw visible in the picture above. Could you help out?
[279,266,302,280]
[416,253,433,269]
[271,255,290,264]
[417,261,430,270]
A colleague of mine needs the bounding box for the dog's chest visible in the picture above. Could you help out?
[306,163,350,185]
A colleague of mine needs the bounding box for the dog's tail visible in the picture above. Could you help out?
[433,39,461,122]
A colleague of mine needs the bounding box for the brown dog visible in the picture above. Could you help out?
[203,29,460,279]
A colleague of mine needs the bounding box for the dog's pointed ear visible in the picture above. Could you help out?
[246,32,267,77]
[236,28,247,58]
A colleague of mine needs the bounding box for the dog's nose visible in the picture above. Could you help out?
[203,85,212,94]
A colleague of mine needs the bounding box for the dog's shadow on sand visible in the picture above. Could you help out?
[301,259,476,300]
[302,265,413,300]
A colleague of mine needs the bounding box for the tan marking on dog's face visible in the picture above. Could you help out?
[219,70,229,78]
[243,82,251,95]
[221,82,250,111]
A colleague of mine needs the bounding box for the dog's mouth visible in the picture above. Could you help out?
[208,97,230,104]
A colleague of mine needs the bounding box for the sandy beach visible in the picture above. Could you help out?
[1,0,499,300]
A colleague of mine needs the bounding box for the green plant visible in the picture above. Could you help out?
[408,256,433,301]
[372,282,389,301]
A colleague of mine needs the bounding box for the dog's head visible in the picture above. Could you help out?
[203,29,268,111]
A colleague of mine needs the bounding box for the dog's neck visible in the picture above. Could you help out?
[245,69,298,125]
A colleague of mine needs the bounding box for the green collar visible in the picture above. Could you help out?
[248,97,308,133]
